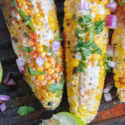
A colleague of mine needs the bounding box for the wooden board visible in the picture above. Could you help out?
[0,0,125,125]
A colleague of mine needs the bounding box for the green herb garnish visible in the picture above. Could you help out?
[54,34,64,41]
[95,19,105,34]
[73,14,103,72]
[78,15,92,25]
[89,23,95,42]
[21,46,33,52]
[75,28,85,34]
[17,106,35,116]
[72,14,77,20]
[28,66,46,75]
[47,79,65,97]
[77,61,87,72]
[11,0,35,32]
[104,54,111,73]
[119,0,125,5]
[44,45,61,63]
[25,28,30,39]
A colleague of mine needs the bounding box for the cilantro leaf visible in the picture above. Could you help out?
[47,83,63,93]
[44,45,61,63]
[28,66,46,75]
[21,46,33,52]
[57,91,62,97]
[75,28,85,34]
[47,79,65,97]
[78,15,92,25]
[54,34,63,41]
[89,23,95,42]
[17,106,35,116]
[80,48,92,57]
[95,19,105,34]
[77,61,87,72]
[119,0,125,5]
[72,14,77,20]
[91,42,102,55]
[11,0,18,9]
[24,28,30,39]
[104,54,111,73]
[11,0,35,32]
[74,42,90,50]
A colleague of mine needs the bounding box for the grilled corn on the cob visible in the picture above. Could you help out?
[0,0,64,110]
[64,0,110,123]
[111,1,125,102]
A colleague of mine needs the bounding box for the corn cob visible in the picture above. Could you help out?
[64,0,110,123]
[111,1,125,102]
[0,0,64,110]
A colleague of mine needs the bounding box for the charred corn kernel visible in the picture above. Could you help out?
[0,0,64,110]
[64,0,110,123]
[111,2,125,102]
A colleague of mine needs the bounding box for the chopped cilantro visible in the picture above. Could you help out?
[47,79,65,97]
[95,19,105,34]
[89,23,95,42]
[104,54,111,73]
[54,34,63,41]
[24,28,30,39]
[11,0,35,32]
[44,45,61,63]
[25,16,32,26]
[17,106,35,116]
[77,61,87,72]
[73,15,102,72]
[91,42,102,55]
[119,0,125,5]
[78,15,92,25]
[75,28,85,34]
[21,46,33,52]
[72,14,77,20]
[28,66,46,75]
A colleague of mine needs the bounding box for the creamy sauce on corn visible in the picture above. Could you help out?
[79,60,100,105]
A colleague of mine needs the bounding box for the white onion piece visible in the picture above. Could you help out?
[106,15,117,29]
[0,103,6,112]
[108,61,116,68]
[16,58,25,74]
[104,93,112,102]
[36,56,45,67]
[80,0,89,10]
[107,45,114,57]
[52,41,61,52]
[103,85,113,94]
[107,0,117,12]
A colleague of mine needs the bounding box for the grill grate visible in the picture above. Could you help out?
[0,1,125,125]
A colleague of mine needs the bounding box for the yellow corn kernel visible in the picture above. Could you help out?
[36,67,43,72]
[44,62,50,69]
[48,68,54,75]
[72,59,79,67]
[37,75,45,81]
